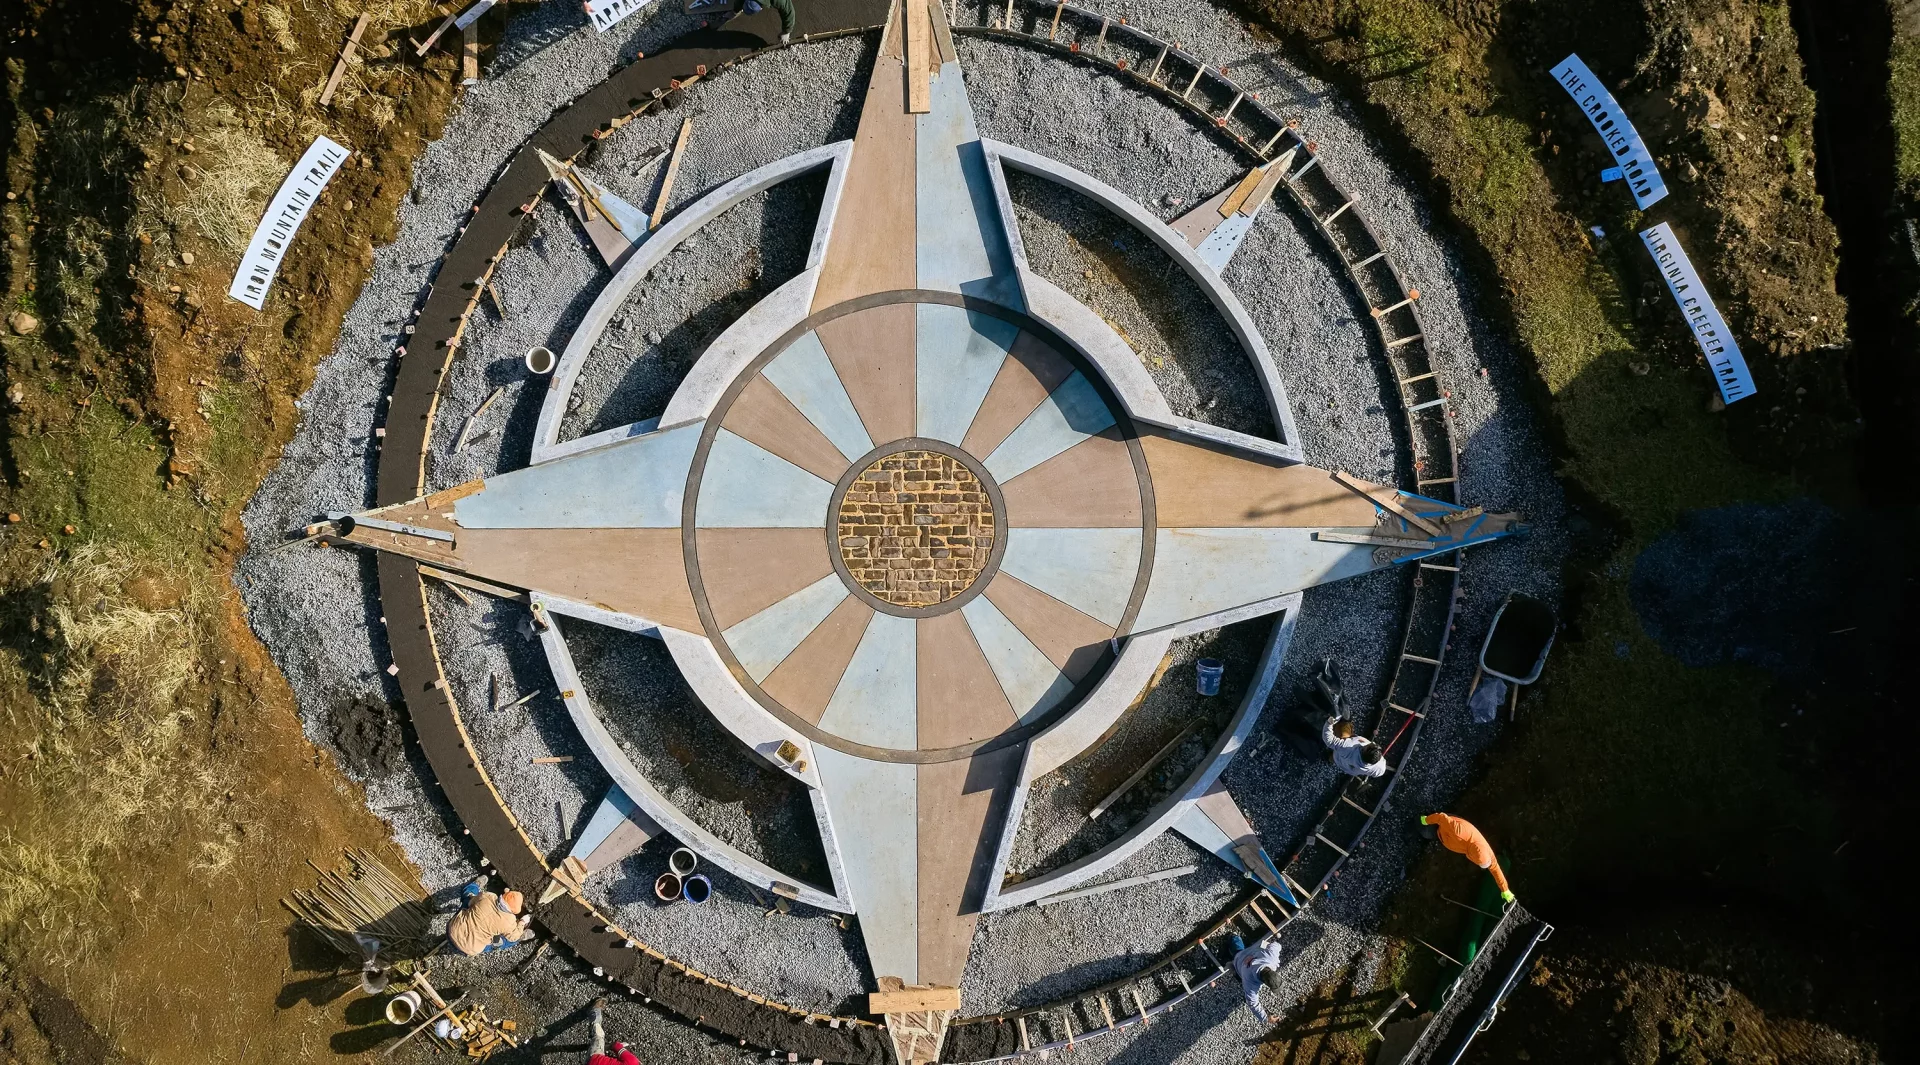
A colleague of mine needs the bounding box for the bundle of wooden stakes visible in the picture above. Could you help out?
[282,848,437,963]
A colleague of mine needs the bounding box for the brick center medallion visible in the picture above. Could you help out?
[836,449,997,609]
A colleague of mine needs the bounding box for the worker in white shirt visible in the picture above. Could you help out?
[1228,933,1285,1023]
[1321,716,1387,779]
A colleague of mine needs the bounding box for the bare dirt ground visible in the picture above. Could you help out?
[0,0,474,1059]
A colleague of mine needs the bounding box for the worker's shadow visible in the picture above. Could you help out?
[494,999,601,1059]
[330,995,404,1055]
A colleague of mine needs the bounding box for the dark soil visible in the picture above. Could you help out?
[327,695,404,777]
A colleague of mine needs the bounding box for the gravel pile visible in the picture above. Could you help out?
[238,0,1568,1059]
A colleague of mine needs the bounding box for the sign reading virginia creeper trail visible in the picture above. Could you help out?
[1552,54,1669,209]
[1640,222,1756,404]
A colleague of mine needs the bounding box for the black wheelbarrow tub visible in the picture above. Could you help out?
[1479,593,1556,685]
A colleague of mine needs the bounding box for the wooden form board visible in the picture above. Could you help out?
[870,986,962,1014]
[651,117,693,230]
[320,13,372,106]
[905,0,932,113]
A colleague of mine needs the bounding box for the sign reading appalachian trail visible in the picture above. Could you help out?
[228,135,351,310]
[1552,54,1669,209]
[1640,222,1756,404]
[583,0,657,32]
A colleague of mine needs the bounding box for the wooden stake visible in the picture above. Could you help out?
[455,385,504,452]
[531,755,574,765]
[416,7,461,56]
[650,117,693,230]
[461,19,481,83]
[320,13,372,107]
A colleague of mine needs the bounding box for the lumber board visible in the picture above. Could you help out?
[320,13,372,107]
[869,986,962,1014]
[650,117,693,230]
[905,0,932,112]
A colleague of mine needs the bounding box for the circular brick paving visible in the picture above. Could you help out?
[836,449,997,608]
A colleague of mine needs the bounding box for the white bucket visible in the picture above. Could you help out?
[669,847,698,876]
[385,989,422,1025]
[524,346,556,375]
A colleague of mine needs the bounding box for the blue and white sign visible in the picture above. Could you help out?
[1552,54,1669,209]
[228,135,350,310]
[1639,222,1755,404]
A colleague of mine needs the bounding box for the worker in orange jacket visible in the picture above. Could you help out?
[1419,813,1515,904]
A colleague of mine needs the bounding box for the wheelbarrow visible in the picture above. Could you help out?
[1467,593,1557,721]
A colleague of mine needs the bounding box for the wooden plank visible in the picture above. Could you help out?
[320,13,372,107]
[1218,167,1264,218]
[1330,468,1444,536]
[905,0,932,113]
[1241,160,1288,216]
[1088,724,1194,819]
[461,20,480,83]
[1308,529,1430,550]
[650,117,693,230]
[415,7,461,56]
[869,986,962,1014]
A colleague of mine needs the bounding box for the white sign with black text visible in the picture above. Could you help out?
[228,135,351,310]
[583,0,658,33]
[1640,222,1756,404]
[1552,54,1669,209]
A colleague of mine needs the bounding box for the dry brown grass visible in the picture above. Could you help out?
[0,546,235,968]
[177,102,286,253]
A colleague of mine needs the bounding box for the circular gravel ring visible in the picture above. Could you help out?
[827,438,1008,618]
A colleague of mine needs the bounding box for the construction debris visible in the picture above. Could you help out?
[280,848,436,963]
[538,149,649,267]
[454,386,504,452]
[650,116,693,231]
[319,13,371,107]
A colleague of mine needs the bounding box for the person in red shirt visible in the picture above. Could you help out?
[1419,813,1515,903]
[587,997,640,1065]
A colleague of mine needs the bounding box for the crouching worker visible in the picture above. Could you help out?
[448,880,535,956]
[1228,933,1284,1023]
[1323,717,1387,779]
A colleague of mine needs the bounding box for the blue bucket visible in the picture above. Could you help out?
[681,873,712,905]
[1195,659,1224,696]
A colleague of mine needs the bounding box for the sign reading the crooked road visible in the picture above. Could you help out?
[1552,54,1669,209]
[1640,222,1756,404]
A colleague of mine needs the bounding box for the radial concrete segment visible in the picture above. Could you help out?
[818,611,919,750]
[985,597,1300,911]
[981,370,1117,482]
[534,142,851,463]
[983,138,1304,457]
[997,527,1142,627]
[762,331,877,463]
[535,611,847,912]
[997,429,1141,529]
[655,265,824,430]
[958,595,1075,724]
[721,376,854,483]
[914,304,1016,446]
[723,573,853,683]
[694,429,837,528]
[957,329,1077,459]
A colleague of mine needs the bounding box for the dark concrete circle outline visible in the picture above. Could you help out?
[680,288,1154,764]
[824,437,1011,619]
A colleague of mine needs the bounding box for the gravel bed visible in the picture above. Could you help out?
[239,0,1568,1059]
